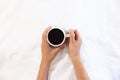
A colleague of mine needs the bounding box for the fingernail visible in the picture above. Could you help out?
[69,30,74,35]
[46,26,51,30]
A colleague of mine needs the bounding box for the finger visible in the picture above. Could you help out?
[65,38,69,46]
[42,26,52,41]
[66,31,69,34]
[54,44,65,54]
[74,30,82,43]
[68,29,75,43]
[74,30,80,40]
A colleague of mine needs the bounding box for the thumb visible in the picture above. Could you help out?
[69,30,75,43]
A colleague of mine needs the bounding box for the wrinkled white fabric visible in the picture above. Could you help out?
[0,0,120,80]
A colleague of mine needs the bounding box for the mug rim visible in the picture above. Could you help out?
[47,28,66,47]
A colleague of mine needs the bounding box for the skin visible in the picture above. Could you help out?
[37,26,90,80]
[68,29,90,80]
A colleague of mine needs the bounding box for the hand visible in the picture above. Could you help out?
[67,30,90,80]
[41,26,65,63]
[67,29,82,60]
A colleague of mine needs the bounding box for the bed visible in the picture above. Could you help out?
[0,0,120,80]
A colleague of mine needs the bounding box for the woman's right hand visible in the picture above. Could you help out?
[67,29,82,61]
[67,30,90,80]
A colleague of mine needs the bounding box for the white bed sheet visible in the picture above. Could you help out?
[0,0,120,80]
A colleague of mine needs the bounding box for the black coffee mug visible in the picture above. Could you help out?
[47,28,70,47]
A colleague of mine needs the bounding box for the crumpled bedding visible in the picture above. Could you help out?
[0,0,120,80]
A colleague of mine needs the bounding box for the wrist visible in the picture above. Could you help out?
[41,57,51,66]
[70,55,81,63]
[69,53,80,60]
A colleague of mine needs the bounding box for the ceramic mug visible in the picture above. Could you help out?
[47,28,70,47]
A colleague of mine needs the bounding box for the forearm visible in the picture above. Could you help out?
[37,58,50,80]
[71,57,90,80]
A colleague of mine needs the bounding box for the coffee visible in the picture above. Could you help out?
[48,28,64,45]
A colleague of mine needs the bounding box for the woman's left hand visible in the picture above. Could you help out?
[41,26,65,63]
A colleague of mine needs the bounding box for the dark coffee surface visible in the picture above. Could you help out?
[48,29,64,45]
